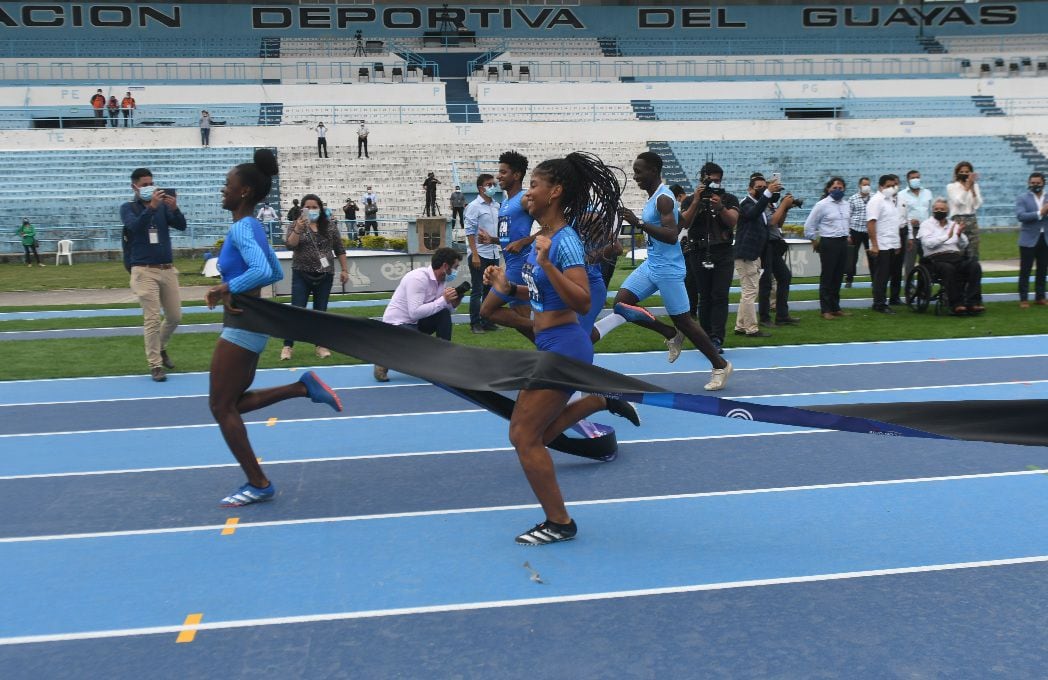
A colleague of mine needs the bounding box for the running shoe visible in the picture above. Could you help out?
[613,302,657,324]
[299,371,343,412]
[220,482,275,507]
[516,519,578,545]
[606,397,641,427]
[665,330,685,363]
[703,360,733,391]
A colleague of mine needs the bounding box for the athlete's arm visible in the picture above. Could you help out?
[621,195,679,244]
[536,235,589,314]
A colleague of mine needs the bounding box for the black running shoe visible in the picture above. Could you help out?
[606,397,641,427]
[516,519,578,545]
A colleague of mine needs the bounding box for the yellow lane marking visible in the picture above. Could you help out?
[266,417,278,426]
[175,613,203,643]
[221,518,239,536]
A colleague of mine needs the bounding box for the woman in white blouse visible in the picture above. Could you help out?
[946,161,982,260]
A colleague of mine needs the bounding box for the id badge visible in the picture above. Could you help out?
[319,256,330,269]
[148,228,159,245]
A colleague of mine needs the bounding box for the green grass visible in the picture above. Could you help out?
[0,299,1042,381]
[0,257,214,292]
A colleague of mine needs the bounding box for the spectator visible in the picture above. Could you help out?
[357,121,369,158]
[423,172,441,216]
[898,169,931,277]
[120,168,186,381]
[314,122,328,158]
[670,183,698,317]
[342,198,358,237]
[199,110,211,146]
[866,174,904,315]
[120,91,136,127]
[281,193,350,361]
[804,177,851,319]
[919,198,984,315]
[90,89,105,121]
[449,184,466,228]
[1016,171,1048,308]
[107,96,120,128]
[373,247,464,381]
[756,175,800,326]
[734,174,777,338]
[845,177,873,288]
[362,186,379,236]
[947,161,982,260]
[465,173,501,333]
[286,198,301,224]
[16,218,43,267]
[682,162,739,352]
[255,203,279,244]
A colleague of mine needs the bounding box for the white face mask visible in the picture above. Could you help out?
[484,185,500,198]
[137,185,155,201]
[908,178,921,189]
[882,186,897,198]
[860,185,871,195]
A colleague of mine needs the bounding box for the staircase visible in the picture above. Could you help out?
[972,95,1005,117]
[1002,135,1048,169]
[443,78,481,124]
[597,37,621,57]
[630,100,657,121]
[918,36,946,54]
[259,103,283,126]
[648,141,692,192]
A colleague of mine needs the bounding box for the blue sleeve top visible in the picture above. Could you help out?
[522,226,586,313]
[218,216,283,293]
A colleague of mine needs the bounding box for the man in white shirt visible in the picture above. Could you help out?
[898,169,931,281]
[919,198,983,314]
[357,122,369,159]
[374,247,464,381]
[464,173,501,333]
[255,203,278,244]
[314,122,328,158]
[866,174,904,314]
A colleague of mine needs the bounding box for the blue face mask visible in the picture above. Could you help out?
[307,209,321,221]
[137,185,155,201]
[829,189,845,201]
[484,185,500,199]
[445,268,458,282]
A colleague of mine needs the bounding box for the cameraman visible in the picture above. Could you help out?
[374,247,465,382]
[680,162,739,352]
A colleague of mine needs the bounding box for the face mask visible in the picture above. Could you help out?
[908,178,921,189]
[445,268,458,282]
[137,185,155,201]
[307,209,321,221]
[933,211,948,221]
[484,185,500,199]
[882,187,897,198]
[1031,185,1044,194]
[829,189,845,201]
[860,185,871,195]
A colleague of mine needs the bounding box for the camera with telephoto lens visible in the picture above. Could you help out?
[454,280,471,298]
[771,191,804,209]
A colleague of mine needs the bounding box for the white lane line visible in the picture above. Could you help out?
[3,354,1047,408]
[0,469,1040,544]
[1,554,1045,646]
[0,429,832,482]
[736,379,1048,400]
[1,333,1045,385]
[0,408,485,439]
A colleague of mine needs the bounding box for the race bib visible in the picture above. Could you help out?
[522,263,542,311]
[497,215,509,239]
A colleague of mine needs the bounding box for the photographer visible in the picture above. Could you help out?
[751,175,801,327]
[680,162,739,352]
[374,247,466,381]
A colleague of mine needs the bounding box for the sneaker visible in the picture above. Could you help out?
[704,360,733,391]
[160,350,175,370]
[315,346,332,359]
[606,397,641,427]
[151,367,167,382]
[613,302,657,324]
[299,371,343,412]
[744,330,771,338]
[470,324,486,334]
[665,330,684,363]
[220,482,275,507]
[373,365,389,382]
[516,519,577,546]
[280,346,293,361]
[481,322,499,331]
[38,263,46,267]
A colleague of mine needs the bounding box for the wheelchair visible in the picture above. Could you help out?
[905,259,947,315]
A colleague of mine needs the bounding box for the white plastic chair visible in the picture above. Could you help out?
[56,239,73,265]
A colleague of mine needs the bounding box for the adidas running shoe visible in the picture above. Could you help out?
[220,482,276,507]
[516,519,578,545]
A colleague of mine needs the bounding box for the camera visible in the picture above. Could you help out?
[454,280,471,298]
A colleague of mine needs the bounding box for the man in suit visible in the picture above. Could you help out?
[1016,171,1048,308]
[733,174,781,338]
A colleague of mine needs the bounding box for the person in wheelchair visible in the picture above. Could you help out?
[917,198,985,315]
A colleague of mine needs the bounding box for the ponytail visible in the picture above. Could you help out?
[533,151,623,260]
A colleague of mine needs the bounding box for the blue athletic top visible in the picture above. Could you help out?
[218,216,284,294]
[498,191,534,275]
[643,183,685,277]
[522,226,586,313]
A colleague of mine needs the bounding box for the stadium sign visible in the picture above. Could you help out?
[251,6,585,30]
[0,4,179,28]
[801,5,1017,28]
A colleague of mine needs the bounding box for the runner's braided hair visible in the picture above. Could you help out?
[532,151,623,259]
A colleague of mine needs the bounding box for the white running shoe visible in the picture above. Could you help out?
[280,346,293,361]
[315,346,331,359]
[666,330,685,363]
[704,361,733,391]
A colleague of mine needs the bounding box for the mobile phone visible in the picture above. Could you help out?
[454,280,471,297]
[161,189,177,197]
[770,173,781,184]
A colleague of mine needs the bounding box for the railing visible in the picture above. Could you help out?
[613,36,926,56]
[0,39,265,59]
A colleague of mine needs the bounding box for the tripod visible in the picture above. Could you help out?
[353,30,365,57]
